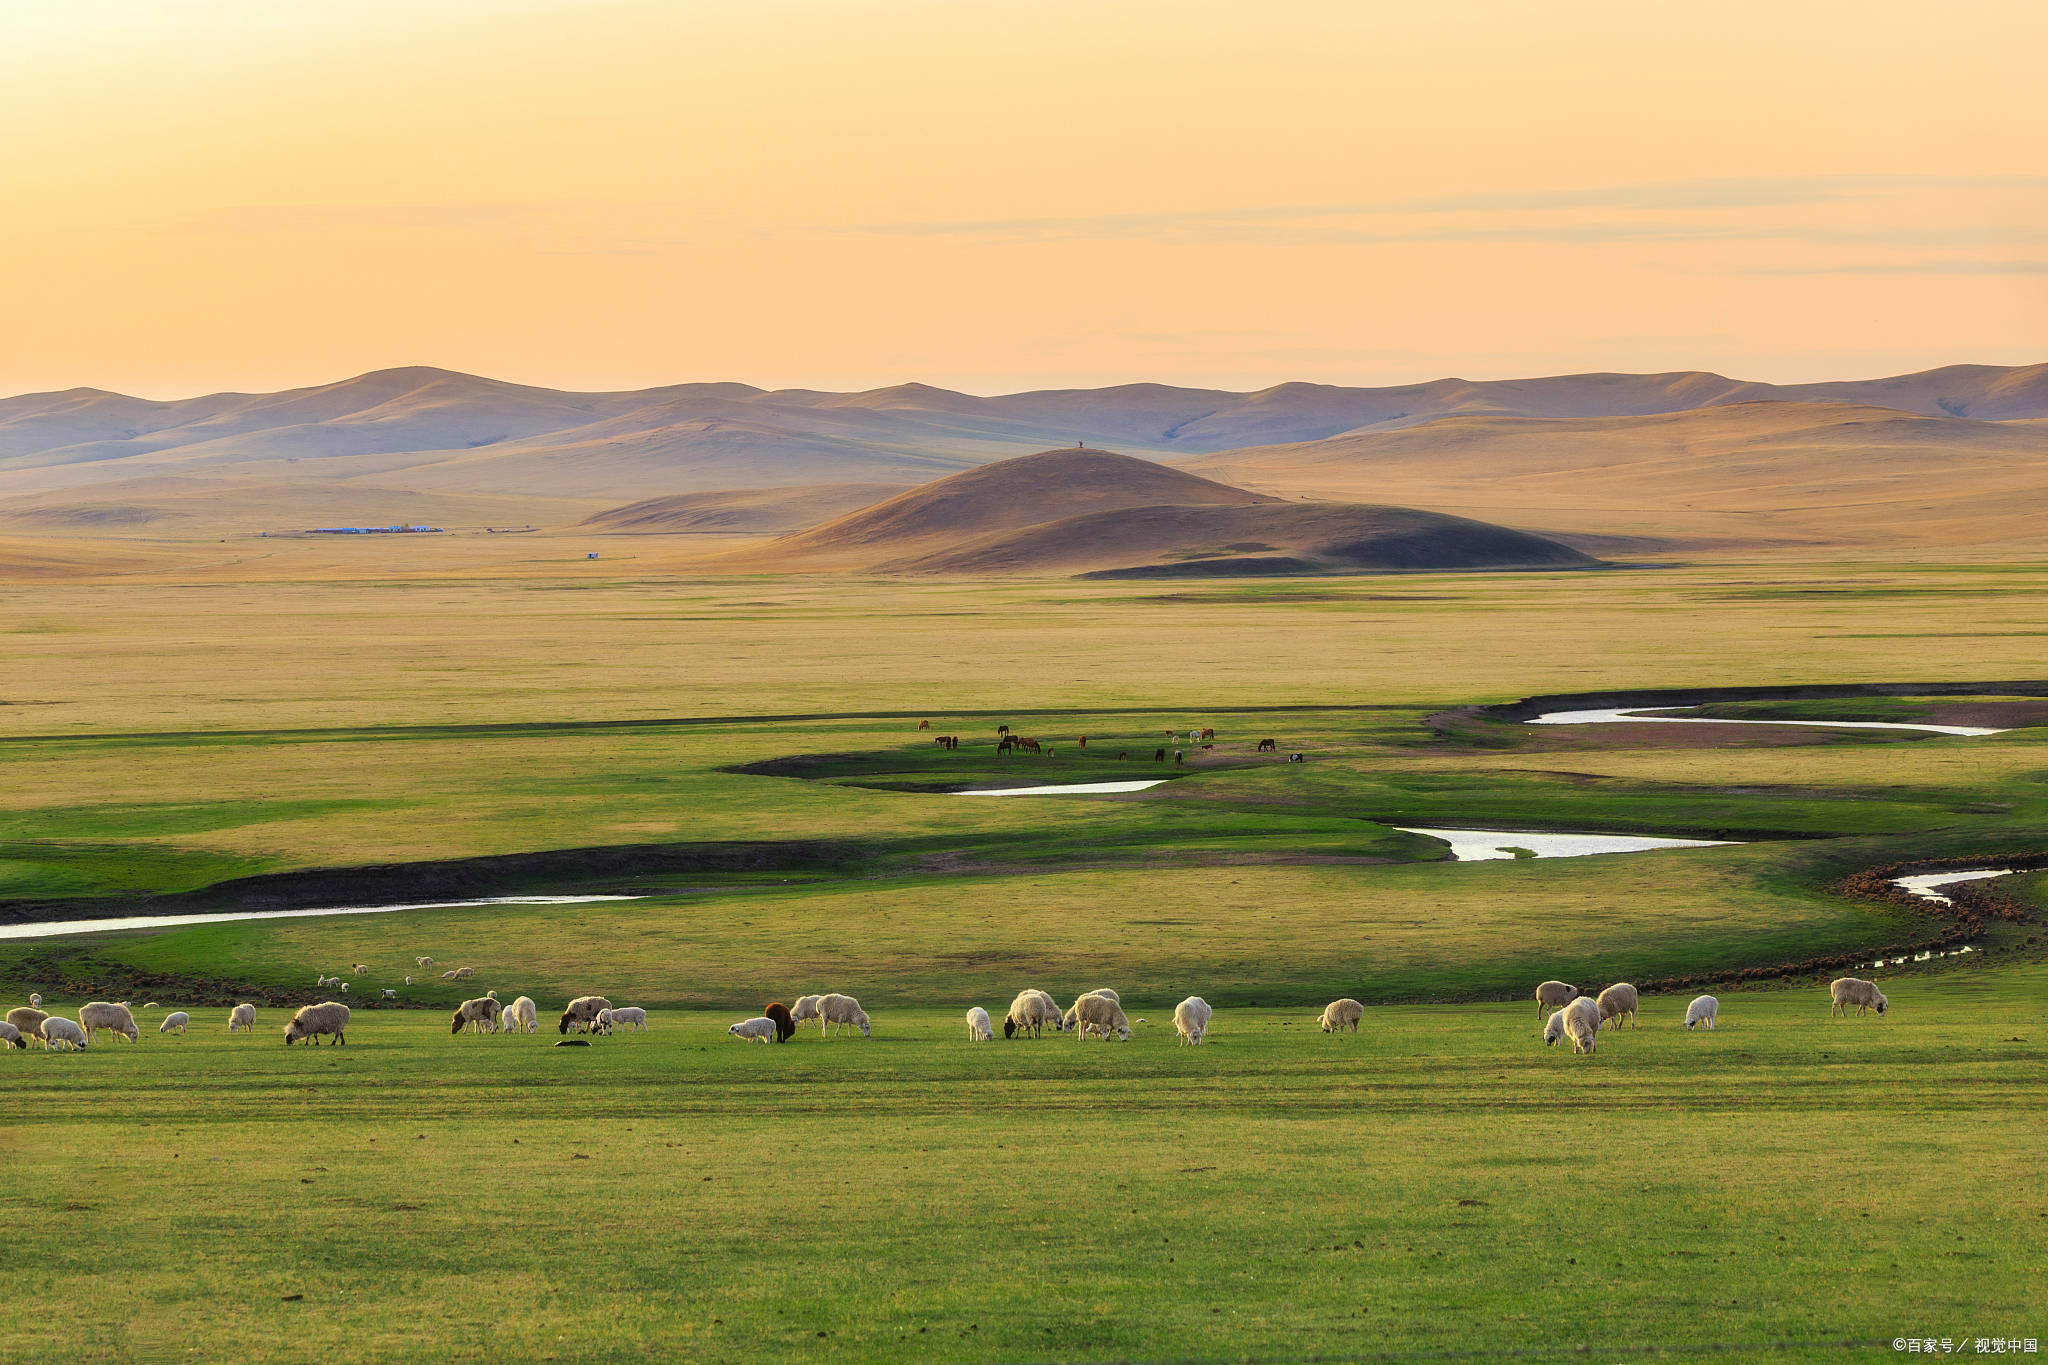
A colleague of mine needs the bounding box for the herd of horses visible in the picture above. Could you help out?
[916,719,1301,763]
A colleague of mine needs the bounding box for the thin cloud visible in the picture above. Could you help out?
[1747,259,2048,276]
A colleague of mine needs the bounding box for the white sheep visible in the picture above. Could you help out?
[790,995,824,1026]
[1173,996,1212,1046]
[284,1001,351,1046]
[41,1017,88,1051]
[728,1016,778,1043]
[1320,998,1364,1033]
[1004,989,1062,1039]
[965,1006,993,1041]
[143,1002,160,1010]
[1544,996,1602,1055]
[351,963,369,974]
[1684,995,1719,1031]
[382,989,397,1000]
[557,996,612,1035]
[1534,980,1579,1016]
[442,967,476,982]
[417,956,435,967]
[79,1001,139,1043]
[227,1003,257,1033]
[452,997,502,1034]
[158,1011,190,1035]
[1063,988,1120,1034]
[1596,983,1639,1029]
[1830,978,1888,1018]
[818,993,870,1038]
[1074,992,1131,1041]
[501,996,539,1034]
[609,1006,647,1032]
[317,975,341,987]
[7,1007,50,1049]
[28,993,42,1008]
[0,1021,21,1049]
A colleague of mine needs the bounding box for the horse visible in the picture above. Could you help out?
[917,720,930,731]
[1256,738,1277,752]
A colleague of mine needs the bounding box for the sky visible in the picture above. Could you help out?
[3,0,2045,398]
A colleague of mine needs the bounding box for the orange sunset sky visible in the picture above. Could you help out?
[4,0,2045,398]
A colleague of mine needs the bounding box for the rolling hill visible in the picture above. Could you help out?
[721,449,1597,577]
[578,484,911,534]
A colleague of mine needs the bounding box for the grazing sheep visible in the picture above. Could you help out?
[284,1001,351,1046]
[1074,992,1131,1042]
[381,989,397,1000]
[965,1006,993,1041]
[8,1007,51,1049]
[557,996,613,1035]
[1320,998,1364,1033]
[317,975,341,988]
[1534,981,1579,1016]
[728,1016,777,1043]
[451,997,503,1034]
[609,1006,648,1033]
[762,1002,794,1042]
[592,1008,616,1035]
[41,1017,88,1052]
[417,956,434,967]
[158,1011,190,1035]
[1062,988,1121,1034]
[28,993,42,1007]
[227,1003,257,1033]
[0,1021,22,1049]
[1684,995,1720,1031]
[352,964,369,974]
[79,1001,139,1043]
[1830,978,1888,1018]
[1004,989,1063,1039]
[143,1002,160,1010]
[1544,996,1602,1055]
[500,996,539,1034]
[1596,983,1639,1030]
[818,993,870,1038]
[790,995,824,1027]
[1173,996,1212,1046]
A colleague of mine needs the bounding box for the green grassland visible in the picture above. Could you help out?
[5,556,2048,1361]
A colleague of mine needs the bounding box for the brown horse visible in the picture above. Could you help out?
[1256,738,1277,752]
[917,720,930,731]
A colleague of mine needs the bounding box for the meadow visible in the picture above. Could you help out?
[4,542,2048,1361]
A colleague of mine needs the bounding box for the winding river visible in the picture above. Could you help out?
[1526,706,2007,737]
[0,894,644,943]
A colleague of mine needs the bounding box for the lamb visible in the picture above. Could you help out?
[1074,992,1131,1041]
[0,1021,21,1049]
[381,989,397,1000]
[1544,996,1602,1055]
[557,996,613,1034]
[1173,996,1212,1046]
[417,956,435,967]
[79,1001,140,1043]
[1320,998,1364,1033]
[1004,989,1062,1039]
[1830,977,1888,1018]
[284,1001,351,1046]
[352,963,369,974]
[227,1003,257,1033]
[317,975,341,987]
[451,997,503,1034]
[7,1007,50,1049]
[609,1006,648,1032]
[1596,983,1639,1030]
[158,1011,190,1035]
[41,1016,88,1051]
[818,993,870,1038]
[1684,995,1719,1031]
[28,993,41,1007]
[965,1006,993,1041]
[762,1003,794,1041]
[501,996,539,1034]
[1534,981,1579,1016]
[728,1016,777,1043]
[790,995,824,1026]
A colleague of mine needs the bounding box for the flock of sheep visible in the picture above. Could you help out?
[0,975,1891,1054]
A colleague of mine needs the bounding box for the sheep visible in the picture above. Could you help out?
[818,993,870,1038]
[158,1011,190,1035]
[1074,992,1131,1041]
[501,996,539,1034]
[592,1008,616,1035]
[351,963,369,974]
[143,1002,160,1010]
[317,975,341,988]
[1830,978,1888,1018]
[41,1017,88,1052]
[557,996,612,1035]
[1596,983,1639,1030]
[0,1021,21,1049]
[1174,996,1212,1046]
[1004,989,1062,1039]
[790,995,824,1027]
[965,1006,993,1041]
[762,1002,794,1042]
[728,1016,777,1043]
[1684,995,1719,1031]
[227,1003,257,1033]
[451,997,503,1035]
[79,1001,139,1043]
[1320,998,1364,1033]
[1063,988,1121,1034]
[417,956,435,967]
[28,993,41,1007]
[609,1006,648,1033]
[1534,981,1579,1016]
[442,967,476,982]
[284,1001,351,1046]
[1544,996,1602,1054]
[381,989,397,1000]
[7,1007,50,1049]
